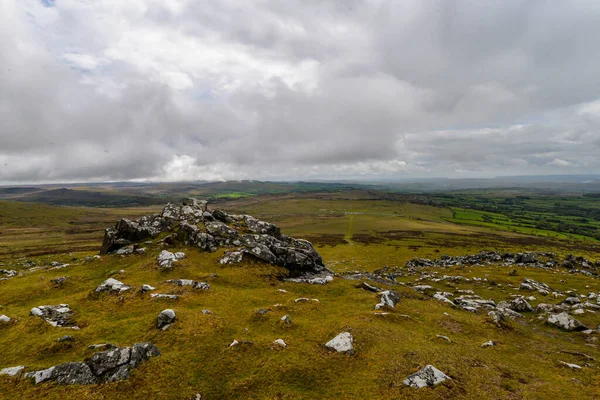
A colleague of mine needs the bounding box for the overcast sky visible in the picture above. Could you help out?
[1,0,600,183]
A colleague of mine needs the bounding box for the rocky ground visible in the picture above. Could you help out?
[1,198,599,399]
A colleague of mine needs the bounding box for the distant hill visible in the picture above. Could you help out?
[20,188,167,207]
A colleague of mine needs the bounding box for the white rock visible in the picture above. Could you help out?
[481,341,495,348]
[0,315,11,323]
[95,278,130,293]
[229,340,239,347]
[141,284,156,293]
[294,298,319,303]
[0,366,25,377]
[573,309,585,315]
[151,294,179,300]
[560,361,582,369]
[325,332,354,353]
[174,252,185,259]
[277,289,288,293]
[272,339,287,348]
[547,312,587,331]
[157,250,178,269]
[281,315,291,325]
[403,365,450,388]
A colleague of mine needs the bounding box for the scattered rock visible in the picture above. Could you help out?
[140,284,156,293]
[30,304,76,327]
[201,310,212,315]
[194,282,210,290]
[547,312,588,331]
[255,308,271,316]
[286,274,334,285]
[50,276,67,285]
[281,315,291,325]
[325,332,354,354]
[403,365,450,388]
[436,335,451,343]
[272,339,287,349]
[95,278,131,293]
[481,341,495,348]
[157,309,176,330]
[0,315,11,323]
[357,282,383,292]
[157,250,178,269]
[294,298,319,303]
[88,343,116,351]
[560,361,582,370]
[151,294,179,300]
[25,342,160,385]
[0,366,26,377]
[57,335,74,343]
[375,290,400,310]
[509,297,533,313]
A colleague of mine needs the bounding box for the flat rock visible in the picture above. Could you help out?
[151,294,179,300]
[25,342,160,385]
[403,365,450,388]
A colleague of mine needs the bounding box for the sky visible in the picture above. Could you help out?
[1,0,600,183]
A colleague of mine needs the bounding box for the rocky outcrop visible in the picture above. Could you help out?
[403,365,450,388]
[25,342,160,385]
[99,198,326,275]
[30,304,76,327]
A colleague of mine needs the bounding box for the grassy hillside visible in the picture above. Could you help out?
[1,195,599,399]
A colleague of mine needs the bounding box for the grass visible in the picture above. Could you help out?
[0,195,600,399]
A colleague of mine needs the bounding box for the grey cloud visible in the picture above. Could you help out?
[1,0,600,183]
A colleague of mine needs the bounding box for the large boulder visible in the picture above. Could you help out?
[26,343,160,385]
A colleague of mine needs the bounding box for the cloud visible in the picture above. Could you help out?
[2,0,600,183]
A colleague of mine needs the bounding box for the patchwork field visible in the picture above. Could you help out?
[1,193,599,399]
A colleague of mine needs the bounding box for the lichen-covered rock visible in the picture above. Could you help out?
[219,250,244,264]
[403,365,450,388]
[157,309,175,329]
[30,304,75,327]
[509,297,533,313]
[375,290,401,309]
[151,294,179,300]
[547,312,588,331]
[0,366,26,377]
[99,198,326,274]
[95,278,130,293]
[25,343,160,385]
[325,332,354,353]
[157,250,178,269]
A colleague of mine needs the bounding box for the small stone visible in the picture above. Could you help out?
[201,310,212,314]
[57,335,74,343]
[481,341,495,348]
[560,361,582,370]
[194,282,210,290]
[256,308,271,315]
[0,315,11,323]
[277,289,288,293]
[281,315,291,325]
[325,332,354,353]
[140,284,156,293]
[436,335,451,343]
[151,294,179,300]
[95,278,130,293]
[272,339,287,349]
